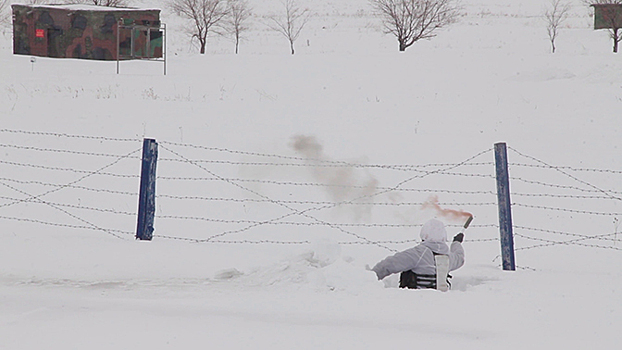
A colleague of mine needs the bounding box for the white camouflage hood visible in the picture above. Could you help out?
[420,219,448,242]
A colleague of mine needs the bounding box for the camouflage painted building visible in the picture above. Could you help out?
[592,4,622,30]
[12,4,162,60]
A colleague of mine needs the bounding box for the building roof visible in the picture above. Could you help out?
[12,3,160,12]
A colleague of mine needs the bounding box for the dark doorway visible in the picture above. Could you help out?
[47,27,63,57]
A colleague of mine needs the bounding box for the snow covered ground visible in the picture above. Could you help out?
[1,0,621,348]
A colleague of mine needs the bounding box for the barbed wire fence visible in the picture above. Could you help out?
[1,128,620,271]
[0,129,142,239]
[153,141,499,252]
[505,146,622,263]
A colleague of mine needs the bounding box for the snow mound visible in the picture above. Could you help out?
[213,239,384,293]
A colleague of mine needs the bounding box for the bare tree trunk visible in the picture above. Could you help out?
[399,36,414,51]
[199,35,207,54]
[551,39,556,53]
[290,39,295,55]
[613,28,620,53]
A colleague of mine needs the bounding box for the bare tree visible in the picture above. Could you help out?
[370,0,461,52]
[68,0,131,7]
[587,0,622,53]
[0,0,10,27]
[224,0,252,54]
[544,0,571,53]
[170,0,229,54]
[91,0,130,6]
[267,0,310,55]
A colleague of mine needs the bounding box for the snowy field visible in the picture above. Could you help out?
[1,0,622,348]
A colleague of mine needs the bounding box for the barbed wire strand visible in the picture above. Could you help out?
[512,203,622,217]
[155,213,500,231]
[510,162,622,174]
[515,231,621,251]
[514,225,618,243]
[156,215,425,228]
[158,156,495,171]
[508,147,622,201]
[0,177,137,197]
[157,171,497,185]
[511,192,620,200]
[157,188,496,201]
[151,236,498,245]
[508,176,622,195]
[0,128,141,142]
[159,140,371,164]
[159,140,494,172]
[156,177,498,198]
[0,195,136,216]
[0,159,139,178]
[0,143,142,159]
[156,194,496,207]
[0,215,134,236]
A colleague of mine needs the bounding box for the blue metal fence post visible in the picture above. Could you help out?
[494,142,516,271]
[136,138,158,240]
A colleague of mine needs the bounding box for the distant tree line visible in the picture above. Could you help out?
[169,0,312,55]
[168,0,461,54]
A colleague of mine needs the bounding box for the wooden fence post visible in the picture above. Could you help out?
[136,138,158,240]
[494,142,516,271]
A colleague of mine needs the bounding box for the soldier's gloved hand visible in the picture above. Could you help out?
[453,233,464,243]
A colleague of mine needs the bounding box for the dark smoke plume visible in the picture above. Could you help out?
[290,135,378,221]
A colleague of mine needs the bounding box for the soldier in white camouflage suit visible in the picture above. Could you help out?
[371,219,465,289]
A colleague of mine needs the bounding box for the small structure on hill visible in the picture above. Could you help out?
[591,3,622,52]
[12,4,166,72]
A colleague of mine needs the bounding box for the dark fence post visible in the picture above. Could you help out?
[494,142,516,271]
[136,138,158,240]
